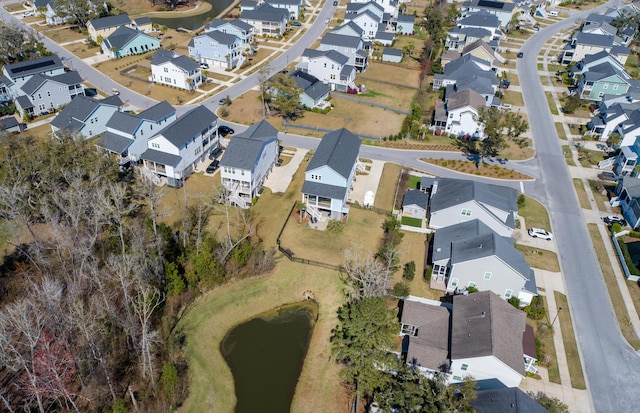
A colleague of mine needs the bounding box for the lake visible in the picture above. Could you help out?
[151,0,235,30]
[221,301,318,412]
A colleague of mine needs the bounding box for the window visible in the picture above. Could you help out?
[401,324,418,336]
[453,375,462,381]
[505,289,513,299]
[164,67,168,73]
[47,91,51,97]
[461,363,469,371]
[450,278,459,288]
[468,281,476,287]
[152,142,160,149]
[311,174,321,180]
[613,84,619,90]
[324,63,327,68]
[603,84,608,90]
[330,74,336,80]
[461,208,472,216]
[37,93,42,100]
[483,272,492,280]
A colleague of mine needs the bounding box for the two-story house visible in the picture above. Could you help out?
[101,26,160,58]
[263,0,302,19]
[219,120,279,208]
[301,128,361,221]
[15,71,85,117]
[297,49,357,93]
[205,18,255,52]
[440,89,487,138]
[432,54,498,94]
[289,69,330,109]
[87,14,132,42]
[50,95,123,139]
[240,3,289,36]
[150,50,202,91]
[318,33,368,72]
[561,32,629,65]
[188,31,245,70]
[344,9,382,41]
[461,0,516,28]
[611,177,640,229]
[3,55,65,96]
[140,106,219,187]
[587,92,640,139]
[452,11,504,48]
[349,0,397,18]
[96,101,176,169]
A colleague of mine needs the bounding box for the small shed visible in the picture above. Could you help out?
[397,14,415,35]
[402,189,428,220]
[382,48,403,63]
[375,31,395,46]
[0,116,23,133]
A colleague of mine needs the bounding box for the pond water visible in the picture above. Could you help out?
[221,301,318,413]
[151,0,235,30]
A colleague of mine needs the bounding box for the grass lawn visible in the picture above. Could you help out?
[3,3,26,12]
[588,180,612,212]
[359,62,421,89]
[43,27,87,43]
[527,295,561,384]
[348,80,415,111]
[175,260,347,413]
[625,54,639,75]
[577,148,604,167]
[519,196,551,232]
[554,291,587,390]
[587,223,640,349]
[421,159,533,180]
[375,163,402,210]
[573,179,590,209]
[545,92,559,115]
[515,245,560,272]
[64,41,102,59]
[401,216,422,227]
[394,232,442,300]
[408,175,420,190]
[628,281,640,329]
[562,145,575,166]
[501,91,524,107]
[555,123,567,140]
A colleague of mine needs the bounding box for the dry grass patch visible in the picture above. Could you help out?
[44,27,87,43]
[526,295,561,384]
[554,291,586,390]
[395,232,442,300]
[155,172,220,229]
[514,245,560,272]
[3,3,26,12]
[588,180,613,212]
[587,223,640,349]
[421,159,533,180]
[519,196,551,231]
[64,41,101,59]
[573,179,590,209]
[349,81,415,111]
[555,122,567,140]
[501,90,524,107]
[360,62,421,88]
[375,163,402,210]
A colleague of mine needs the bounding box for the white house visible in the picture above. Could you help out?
[349,0,397,18]
[297,49,357,93]
[443,89,486,138]
[188,31,245,70]
[264,0,302,19]
[150,50,202,91]
[2,55,65,95]
[240,3,289,36]
[301,128,361,221]
[50,95,123,139]
[344,9,381,41]
[219,120,279,208]
[205,18,255,51]
[461,0,516,28]
[140,106,219,187]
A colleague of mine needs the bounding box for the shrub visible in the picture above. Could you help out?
[466,286,479,293]
[424,267,432,281]
[508,296,521,308]
[610,223,622,233]
[524,295,546,320]
[392,281,410,298]
[403,261,416,280]
[517,194,526,207]
[327,219,344,233]
[618,240,640,275]
[219,107,229,118]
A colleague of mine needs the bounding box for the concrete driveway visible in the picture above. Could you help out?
[263,149,307,194]
[348,160,385,206]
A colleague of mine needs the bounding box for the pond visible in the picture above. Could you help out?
[151,0,235,30]
[221,301,318,413]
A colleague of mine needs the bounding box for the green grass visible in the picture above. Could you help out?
[358,89,388,98]
[554,292,587,389]
[546,92,559,115]
[577,148,604,167]
[401,216,423,227]
[538,63,544,71]
[624,54,639,75]
[588,180,612,212]
[573,179,590,209]
[519,196,552,232]
[515,245,560,272]
[408,175,420,189]
[555,122,567,140]
[562,145,575,166]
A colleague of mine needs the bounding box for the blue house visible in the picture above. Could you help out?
[288,69,330,109]
[101,26,160,58]
[188,31,245,70]
[396,14,415,35]
[205,18,255,50]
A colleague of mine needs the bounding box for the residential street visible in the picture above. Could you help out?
[518,2,640,412]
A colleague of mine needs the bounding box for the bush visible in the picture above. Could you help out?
[466,285,479,293]
[517,194,526,208]
[610,223,622,234]
[403,261,416,280]
[424,267,432,281]
[392,281,410,298]
[508,296,521,308]
[524,296,546,320]
[219,107,229,118]
[327,219,344,233]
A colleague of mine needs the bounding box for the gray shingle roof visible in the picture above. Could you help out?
[451,291,526,376]
[134,17,152,26]
[0,75,12,87]
[433,219,495,263]
[464,0,515,12]
[331,21,364,36]
[264,0,301,5]
[219,120,278,170]
[96,131,133,153]
[289,69,329,101]
[50,95,120,132]
[402,189,428,209]
[583,61,629,83]
[321,33,362,49]
[472,388,550,413]
[206,18,253,32]
[21,70,83,96]
[202,31,240,46]
[376,31,395,41]
[150,49,177,65]
[139,100,175,122]
[382,47,403,57]
[574,32,614,47]
[103,26,151,51]
[301,180,349,199]
[306,128,361,178]
[430,178,518,216]
[0,116,19,130]
[106,111,141,134]
[155,105,217,149]
[3,55,63,79]
[397,14,415,23]
[346,1,384,14]
[89,14,131,30]
[140,148,181,167]
[446,88,487,111]
[302,48,349,65]
[241,3,289,22]
[458,11,501,28]
[402,300,451,371]
[15,95,33,109]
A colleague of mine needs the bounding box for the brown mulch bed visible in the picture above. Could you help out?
[420,158,533,180]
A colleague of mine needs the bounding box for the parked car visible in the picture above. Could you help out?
[499,79,510,89]
[22,12,34,17]
[206,160,220,174]
[325,18,330,23]
[598,171,618,182]
[218,98,227,105]
[291,21,302,26]
[517,51,524,58]
[603,216,627,226]
[528,228,553,240]
[200,63,209,69]
[218,125,234,136]
[333,0,338,5]
[209,147,222,159]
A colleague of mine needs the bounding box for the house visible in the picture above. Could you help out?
[133,17,153,33]
[344,9,382,40]
[346,1,386,22]
[349,0,397,18]
[401,189,428,220]
[432,54,498,95]
[240,3,289,36]
[87,14,132,42]
[0,116,23,133]
[16,71,84,117]
[427,178,519,237]
[263,0,302,19]
[561,32,629,65]
[396,14,415,35]
[461,0,516,28]
[400,292,530,389]
[0,75,12,103]
[523,325,538,374]
[288,69,330,109]
[446,26,493,52]
[455,11,504,44]
[382,47,402,63]
[140,106,219,187]
[50,95,123,139]
[205,18,255,51]
[101,26,160,58]
[219,120,279,208]
[462,39,504,66]
[330,21,365,39]
[2,55,65,95]
[96,101,176,169]
[188,31,245,70]
[472,388,550,412]
[575,61,632,101]
[150,50,202,91]
[375,31,395,46]
[297,49,357,93]
[438,89,487,138]
[613,109,640,148]
[586,92,640,139]
[301,128,361,221]
[612,177,640,228]
[33,0,68,25]
[318,33,368,72]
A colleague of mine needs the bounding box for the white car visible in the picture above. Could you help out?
[22,12,35,18]
[528,227,553,240]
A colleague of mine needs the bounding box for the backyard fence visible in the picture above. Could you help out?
[612,230,640,282]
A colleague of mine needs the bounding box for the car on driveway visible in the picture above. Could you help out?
[598,171,618,182]
[22,12,35,17]
[209,147,222,159]
[218,125,234,137]
[528,227,553,240]
[206,160,220,174]
[291,21,302,26]
[603,216,627,226]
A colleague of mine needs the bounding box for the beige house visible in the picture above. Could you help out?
[87,14,132,42]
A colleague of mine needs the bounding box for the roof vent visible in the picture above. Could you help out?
[436,247,441,252]
[468,333,471,337]
[482,311,486,317]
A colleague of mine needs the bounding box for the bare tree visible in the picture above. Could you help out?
[132,283,163,385]
[343,244,390,299]
[257,65,272,118]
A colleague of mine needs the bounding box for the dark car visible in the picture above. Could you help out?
[499,79,510,89]
[206,160,220,174]
[291,21,302,26]
[604,216,627,226]
[517,51,524,58]
[333,0,338,5]
[598,171,618,182]
[218,125,234,137]
[218,98,227,105]
[209,147,222,159]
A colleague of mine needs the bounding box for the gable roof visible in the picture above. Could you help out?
[106,111,141,134]
[0,116,20,131]
[50,95,122,133]
[472,388,550,413]
[398,14,415,23]
[346,1,384,14]
[402,189,428,209]
[21,70,83,95]
[306,128,361,178]
[103,26,154,51]
[583,61,630,83]
[96,131,134,153]
[458,11,501,28]
[574,32,614,47]
[264,0,301,5]
[3,55,63,79]
[151,50,199,72]
[451,291,526,376]
[154,105,217,148]
[331,21,365,37]
[219,120,277,169]
[430,178,518,216]
[200,31,241,46]
[241,3,289,22]
[375,31,395,41]
[302,48,349,65]
[447,88,487,111]
[289,69,329,100]
[464,0,516,12]
[320,33,362,49]
[402,299,451,371]
[433,219,496,263]
[89,14,131,30]
[139,101,175,122]
[206,18,254,32]
[383,47,403,57]
[134,16,152,26]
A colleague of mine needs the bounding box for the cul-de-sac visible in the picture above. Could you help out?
[1,0,640,412]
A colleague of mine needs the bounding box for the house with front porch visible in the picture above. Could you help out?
[432,54,498,92]
[240,3,289,36]
[205,18,255,51]
[561,32,630,65]
[297,49,357,93]
[587,92,640,139]
[264,0,302,19]
[611,176,640,229]
[318,33,369,72]
[344,9,382,41]
[440,89,486,138]
[289,70,330,109]
[33,0,68,25]
[301,128,361,221]
[188,31,245,70]
[50,95,123,139]
[219,120,279,208]
[101,26,160,58]
[140,106,218,187]
[575,61,632,101]
[150,50,202,91]
[15,71,84,117]
[454,11,504,46]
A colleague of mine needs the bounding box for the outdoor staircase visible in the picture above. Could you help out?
[598,157,616,169]
[355,161,366,173]
[305,203,321,221]
[228,183,249,209]
[140,167,164,186]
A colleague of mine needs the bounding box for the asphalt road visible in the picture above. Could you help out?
[518,2,640,412]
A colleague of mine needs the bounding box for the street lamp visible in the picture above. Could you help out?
[551,307,563,327]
